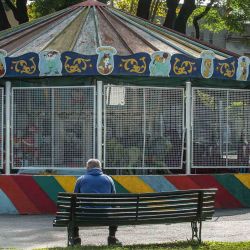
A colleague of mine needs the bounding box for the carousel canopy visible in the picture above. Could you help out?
[0,0,249,81]
[0,0,237,58]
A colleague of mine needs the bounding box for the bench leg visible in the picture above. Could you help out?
[67,223,75,246]
[191,221,202,243]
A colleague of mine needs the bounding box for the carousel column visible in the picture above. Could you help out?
[97,81,103,163]
[185,81,192,175]
[5,81,11,174]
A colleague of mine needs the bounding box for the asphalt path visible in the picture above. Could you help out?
[0,209,250,250]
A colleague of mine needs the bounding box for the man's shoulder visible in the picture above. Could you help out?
[102,174,114,182]
[76,175,85,181]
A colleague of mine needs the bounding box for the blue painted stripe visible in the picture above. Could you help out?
[0,189,18,214]
[140,176,177,192]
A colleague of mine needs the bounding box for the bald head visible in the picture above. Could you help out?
[86,159,101,170]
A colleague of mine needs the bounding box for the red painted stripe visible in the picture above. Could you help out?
[0,176,40,214]
[189,175,242,208]
[165,176,201,190]
[13,176,56,213]
[165,175,242,208]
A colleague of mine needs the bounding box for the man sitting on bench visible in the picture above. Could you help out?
[73,158,122,246]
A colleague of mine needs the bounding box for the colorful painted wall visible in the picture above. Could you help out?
[0,174,250,214]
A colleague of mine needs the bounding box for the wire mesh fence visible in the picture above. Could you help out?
[192,88,250,168]
[104,86,184,169]
[12,87,95,169]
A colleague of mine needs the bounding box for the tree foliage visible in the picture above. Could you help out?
[1,0,249,36]
[28,0,82,19]
[189,0,250,35]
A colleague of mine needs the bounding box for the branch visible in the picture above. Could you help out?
[193,0,216,39]
[5,0,19,21]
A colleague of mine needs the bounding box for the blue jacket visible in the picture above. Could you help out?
[74,168,116,194]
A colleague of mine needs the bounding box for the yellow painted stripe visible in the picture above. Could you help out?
[235,174,250,189]
[112,176,155,193]
[54,176,77,192]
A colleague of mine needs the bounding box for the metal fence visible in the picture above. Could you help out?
[104,86,185,169]
[0,88,3,169]
[192,88,250,168]
[12,86,95,169]
[5,84,250,172]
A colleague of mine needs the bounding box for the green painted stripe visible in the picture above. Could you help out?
[112,179,129,193]
[33,176,65,203]
[215,175,250,207]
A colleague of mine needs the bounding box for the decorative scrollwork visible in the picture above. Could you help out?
[64,56,91,73]
[11,57,36,74]
[173,58,195,75]
[121,57,147,74]
[216,62,235,78]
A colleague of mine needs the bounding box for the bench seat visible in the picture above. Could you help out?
[53,189,217,246]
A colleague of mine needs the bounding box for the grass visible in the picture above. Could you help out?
[36,241,250,250]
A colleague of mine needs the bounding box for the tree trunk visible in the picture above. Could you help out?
[193,0,216,39]
[0,0,11,31]
[98,0,108,3]
[5,0,29,24]
[174,0,196,34]
[16,0,29,23]
[136,0,152,20]
[150,0,160,22]
[163,0,180,29]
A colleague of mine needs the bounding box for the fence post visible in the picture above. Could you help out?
[97,81,103,163]
[5,81,11,174]
[185,81,192,175]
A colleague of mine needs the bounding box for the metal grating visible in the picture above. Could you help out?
[104,86,184,169]
[12,86,95,169]
[192,88,250,168]
[0,88,3,169]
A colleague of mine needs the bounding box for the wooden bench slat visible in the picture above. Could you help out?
[76,202,138,207]
[75,207,137,213]
[76,197,138,202]
[76,211,137,217]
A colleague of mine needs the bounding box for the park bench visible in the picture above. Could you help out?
[53,188,217,246]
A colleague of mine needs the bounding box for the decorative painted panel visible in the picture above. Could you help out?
[0,174,249,214]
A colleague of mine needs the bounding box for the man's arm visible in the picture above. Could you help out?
[74,178,81,193]
[108,176,116,194]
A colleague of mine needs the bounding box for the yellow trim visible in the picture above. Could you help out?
[112,176,154,193]
[55,176,77,192]
[235,174,250,189]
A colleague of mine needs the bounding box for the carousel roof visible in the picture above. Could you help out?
[0,0,238,59]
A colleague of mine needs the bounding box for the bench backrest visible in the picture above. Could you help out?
[54,189,217,227]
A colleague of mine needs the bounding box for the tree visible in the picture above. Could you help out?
[163,0,179,29]
[150,0,160,22]
[189,0,250,37]
[5,0,29,24]
[193,0,216,39]
[29,0,82,19]
[136,0,152,20]
[173,0,196,34]
[0,0,11,30]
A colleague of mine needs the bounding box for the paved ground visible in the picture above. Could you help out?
[0,209,250,250]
